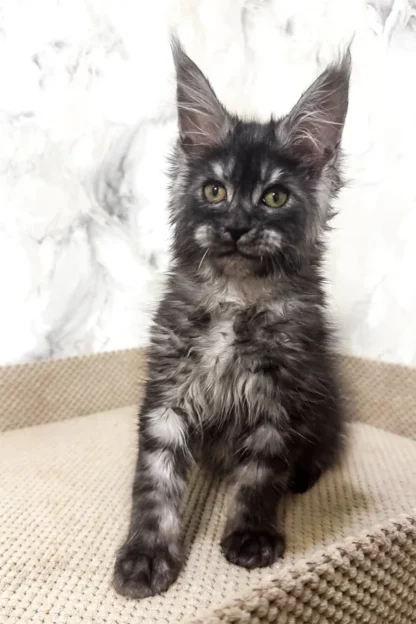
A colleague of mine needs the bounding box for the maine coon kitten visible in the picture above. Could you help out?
[113,42,350,599]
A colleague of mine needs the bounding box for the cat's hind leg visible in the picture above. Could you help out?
[288,428,344,495]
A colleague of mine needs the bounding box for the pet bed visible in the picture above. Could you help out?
[1,350,415,623]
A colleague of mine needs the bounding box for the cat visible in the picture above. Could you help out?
[113,40,350,599]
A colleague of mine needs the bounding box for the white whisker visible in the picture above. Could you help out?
[198,249,209,270]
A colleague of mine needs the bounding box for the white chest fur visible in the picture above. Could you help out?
[171,276,276,425]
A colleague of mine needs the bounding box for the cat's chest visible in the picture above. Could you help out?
[197,309,238,375]
[194,297,278,369]
[178,304,275,426]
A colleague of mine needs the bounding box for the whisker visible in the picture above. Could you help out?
[198,249,209,270]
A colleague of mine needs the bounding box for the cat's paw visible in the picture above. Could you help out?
[113,543,181,599]
[221,529,285,569]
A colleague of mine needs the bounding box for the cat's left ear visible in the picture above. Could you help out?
[171,39,230,155]
[281,53,351,169]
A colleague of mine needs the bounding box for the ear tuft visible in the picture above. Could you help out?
[171,39,229,155]
[282,51,351,167]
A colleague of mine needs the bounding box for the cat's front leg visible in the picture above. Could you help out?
[221,443,289,569]
[113,405,191,599]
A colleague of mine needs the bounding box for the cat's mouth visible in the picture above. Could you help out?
[217,248,258,260]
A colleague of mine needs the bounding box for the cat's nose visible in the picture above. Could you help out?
[226,226,249,242]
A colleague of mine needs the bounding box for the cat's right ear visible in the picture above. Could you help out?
[171,39,229,155]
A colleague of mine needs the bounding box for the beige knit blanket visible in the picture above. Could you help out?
[1,351,416,623]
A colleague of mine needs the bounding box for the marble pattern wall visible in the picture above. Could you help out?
[0,0,415,365]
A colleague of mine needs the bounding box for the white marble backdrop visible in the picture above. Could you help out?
[0,0,415,366]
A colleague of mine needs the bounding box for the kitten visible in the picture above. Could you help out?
[113,41,350,599]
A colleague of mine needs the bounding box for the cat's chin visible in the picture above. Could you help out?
[210,252,260,278]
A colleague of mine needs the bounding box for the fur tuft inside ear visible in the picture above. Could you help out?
[171,39,230,155]
[282,52,351,168]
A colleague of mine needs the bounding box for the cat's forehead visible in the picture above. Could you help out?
[206,121,293,186]
[210,158,236,180]
[208,151,289,188]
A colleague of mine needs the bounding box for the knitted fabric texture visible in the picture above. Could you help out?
[1,352,416,623]
[0,349,146,432]
[1,350,415,436]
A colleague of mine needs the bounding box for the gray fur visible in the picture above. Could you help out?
[113,43,350,599]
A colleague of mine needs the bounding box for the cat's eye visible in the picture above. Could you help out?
[262,187,289,209]
[203,182,227,204]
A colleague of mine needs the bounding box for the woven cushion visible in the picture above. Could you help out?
[1,406,416,623]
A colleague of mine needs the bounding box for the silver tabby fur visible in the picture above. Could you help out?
[114,41,350,599]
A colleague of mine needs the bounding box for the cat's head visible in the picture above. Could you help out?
[170,41,350,278]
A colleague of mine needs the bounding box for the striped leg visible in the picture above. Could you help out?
[221,427,289,569]
[114,406,191,598]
